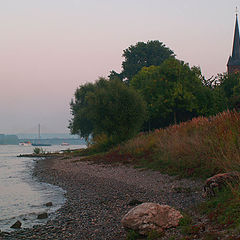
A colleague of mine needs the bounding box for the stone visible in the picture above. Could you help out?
[203,171,239,198]
[37,212,48,219]
[10,220,22,229]
[46,202,53,207]
[128,199,143,206]
[121,202,183,235]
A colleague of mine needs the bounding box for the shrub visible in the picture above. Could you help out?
[33,147,44,155]
[112,110,240,178]
[69,78,146,146]
[126,230,140,240]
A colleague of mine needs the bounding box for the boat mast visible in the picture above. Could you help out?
[38,124,41,140]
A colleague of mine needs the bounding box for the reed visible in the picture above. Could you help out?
[113,110,240,178]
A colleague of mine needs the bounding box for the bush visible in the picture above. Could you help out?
[111,110,240,178]
[200,187,240,229]
[69,78,146,147]
[33,147,44,155]
[126,230,140,240]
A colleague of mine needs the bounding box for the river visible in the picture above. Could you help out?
[0,144,84,232]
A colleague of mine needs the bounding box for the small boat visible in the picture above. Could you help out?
[32,143,51,147]
[31,124,51,146]
[19,141,32,146]
[60,142,69,146]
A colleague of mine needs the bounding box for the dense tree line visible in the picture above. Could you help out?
[69,40,240,147]
[109,40,174,82]
[130,58,215,130]
[69,78,146,146]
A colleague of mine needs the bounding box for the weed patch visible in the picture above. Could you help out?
[200,187,240,230]
[71,110,240,179]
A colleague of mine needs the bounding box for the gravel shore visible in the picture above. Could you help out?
[1,156,204,240]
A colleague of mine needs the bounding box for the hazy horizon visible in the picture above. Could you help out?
[0,0,238,134]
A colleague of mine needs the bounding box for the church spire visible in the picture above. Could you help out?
[227,10,240,74]
[232,12,240,59]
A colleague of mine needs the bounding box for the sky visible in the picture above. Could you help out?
[0,0,239,134]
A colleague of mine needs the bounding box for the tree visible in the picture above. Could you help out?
[216,73,240,110]
[130,58,214,130]
[108,70,123,80]
[217,73,240,98]
[110,40,175,82]
[69,78,146,144]
[69,82,95,141]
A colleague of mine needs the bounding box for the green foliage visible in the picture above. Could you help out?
[69,78,146,147]
[33,147,44,155]
[64,148,71,153]
[218,73,240,99]
[147,230,163,239]
[69,82,95,140]
[126,230,141,240]
[214,73,240,111]
[108,70,123,80]
[178,214,196,235]
[178,214,192,226]
[200,187,240,230]
[121,40,175,81]
[109,110,240,178]
[130,58,214,130]
[90,133,115,153]
[87,79,146,142]
[202,232,222,240]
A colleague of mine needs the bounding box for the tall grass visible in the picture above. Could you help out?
[112,110,240,178]
[82,110,240,234]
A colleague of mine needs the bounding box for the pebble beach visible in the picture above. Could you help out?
[0,155,204,240]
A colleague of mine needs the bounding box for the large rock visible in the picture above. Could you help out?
[121,203,183,235]
[45,202,53,207]
[203,171,239,198]
[10,220,22,229]
[37,212,48,219]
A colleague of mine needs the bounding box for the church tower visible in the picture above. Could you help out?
[227,12,240,74]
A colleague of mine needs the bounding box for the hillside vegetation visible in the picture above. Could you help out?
[80,110,240,238]
[67,40,240,239]
[88,110,239,179]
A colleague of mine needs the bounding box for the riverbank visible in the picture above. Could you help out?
[0,155,204,240]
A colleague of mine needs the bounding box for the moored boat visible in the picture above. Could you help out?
[31,124,51,146]
[32,143,51,146]
[19,141,32,146]
[60,142,69,146]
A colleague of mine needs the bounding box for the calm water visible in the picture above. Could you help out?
[0,144,84,232]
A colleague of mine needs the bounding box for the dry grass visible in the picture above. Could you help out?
[78,110,240,238]
[111,110,240,178]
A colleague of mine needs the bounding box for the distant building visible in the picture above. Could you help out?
[0,134,4,144]
[227,13,240,74]
[0,134,19,145]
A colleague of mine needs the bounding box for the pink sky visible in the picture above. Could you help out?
[0,0,238,133]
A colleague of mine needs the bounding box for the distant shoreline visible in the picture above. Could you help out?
[0,132,85,146]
